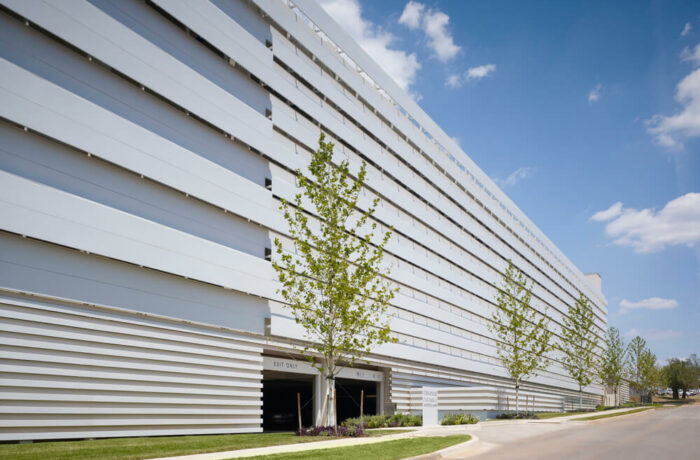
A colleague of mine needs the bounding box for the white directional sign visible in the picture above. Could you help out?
[422,386,439,426]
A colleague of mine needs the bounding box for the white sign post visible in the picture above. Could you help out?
[422,386,439,426]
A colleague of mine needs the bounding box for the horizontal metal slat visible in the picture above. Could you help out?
[0,170,277,299]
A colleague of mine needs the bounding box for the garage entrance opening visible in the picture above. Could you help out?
[335,377,377,424]
[262,371,313,431]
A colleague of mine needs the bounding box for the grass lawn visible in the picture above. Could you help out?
[576,407,656,421]
[0,430,412,460]
[243,435,472,460]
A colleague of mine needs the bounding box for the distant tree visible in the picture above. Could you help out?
[489,260,553,412]
[273,134,397,427]
[559,293,598,409]
[663,358,696,399]
[689,354,700,389]
[598,327,626,406]
[626,336,658,403]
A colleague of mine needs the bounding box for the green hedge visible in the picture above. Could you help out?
[341,414,422,429]
[440,413,479,425]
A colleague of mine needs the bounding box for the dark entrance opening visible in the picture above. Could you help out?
[262,371,314,431]
[335,378,378,424]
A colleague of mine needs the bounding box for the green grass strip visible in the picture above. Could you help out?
[0,430,408,460]
[576,407,655,421]
[243,435,471,460]
[536,411,589,419]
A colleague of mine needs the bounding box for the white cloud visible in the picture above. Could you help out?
[398,1,424,30]
[588,84,602,103]
[446,73,462,89]
[467,64,497,80]
[624,328,683,341]
[445,64,497,88]
[592,193,700,253]
[620,297,679,313]
[398,1,461,62]
[682,22,692,37]
[647,44,700,149]
[681,42,700,66]
[319,0,420,91]
[495,166,534,189]
[423,9,461,62]
[590,202,623,222]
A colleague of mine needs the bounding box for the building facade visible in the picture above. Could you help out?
[0,0,607,441]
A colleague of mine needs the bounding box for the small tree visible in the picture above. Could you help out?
[626,336,658,403]
[560,293,598,410]
[639,349,659,402]
[598,327,626,406]
[489,260,553,412]
[273,134,397,427]
[626,336,647,398]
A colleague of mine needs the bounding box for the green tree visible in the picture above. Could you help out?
[663,358,696,399]
[639,350,660,402]
[689,354,700,389]
[489,261,553,412]
[598,327,626,407]
[559,293,598,410]
[626,336,658,403]
[272,134,397,427]
[626,336,647,397]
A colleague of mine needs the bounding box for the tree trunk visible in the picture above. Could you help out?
[360,389,364,427]
[297,392,302,434]
[326,377,336,427]
[515,381,520,413]
[579,387,583,411]
[319,381,329,426]
[319,374,336,426]
[332,382,337,429]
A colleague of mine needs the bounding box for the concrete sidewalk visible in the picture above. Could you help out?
[151,406,654,460]
[153,429,438,460]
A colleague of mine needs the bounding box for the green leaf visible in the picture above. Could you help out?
[271,133,397,382]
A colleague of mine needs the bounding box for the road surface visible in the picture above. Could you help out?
[470,404,699,460]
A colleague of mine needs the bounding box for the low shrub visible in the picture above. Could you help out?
[296,425,365,437]
[494,411,537,420]
[341,413,422,429]
[441,413,479,425]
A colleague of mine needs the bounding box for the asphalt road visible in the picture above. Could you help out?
[471,404,700,460]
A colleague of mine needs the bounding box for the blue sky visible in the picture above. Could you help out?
[318,0,700,361]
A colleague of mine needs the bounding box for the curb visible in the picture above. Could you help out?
[405,434,480,460]
[569,407,661,424]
